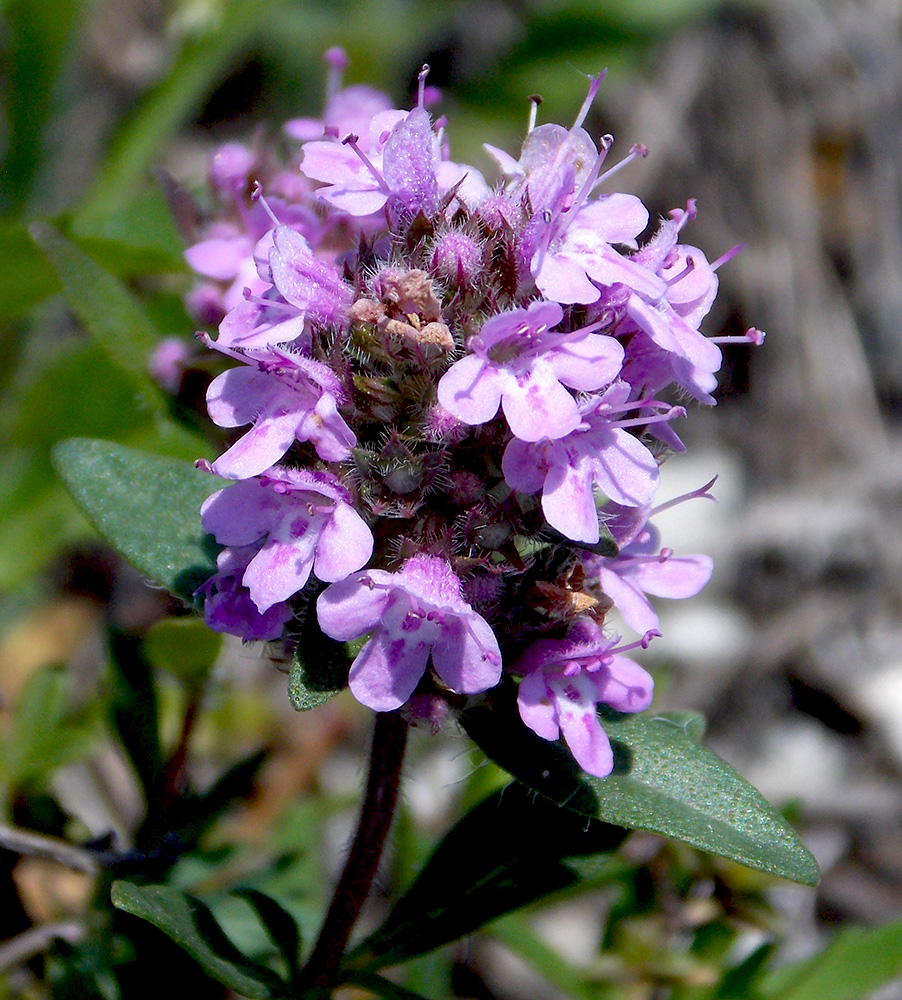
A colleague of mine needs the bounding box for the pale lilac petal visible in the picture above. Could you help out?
[348,618,432,711]
[314,502,374,582]
[500,366,580,442]
[315,185,389,217]
[541,452,600,543]
[316,571,394,640]
[598,565,659,635]
[436,160,490,209]
[628,554,713,599]
[662,245,718,325]
[210,410,300,479]
[437,355,502,426]
[576,193,649,244]
[551,673,614,778]
[501,438,546,495]
[591,655,654,714]
[587,428,659,508]
[297,392,356,461]
[206,367,284,428]
[517,670,559,741]
[533,251,600,305]
[547,333,623,390]
[482,142,520,177]
[301,140,376,187]
[580,250,666,298]
[185,237,248,281]
[627,295,721,373]
[431,613,501,694]
[201,479,281,546]
[243,536,315,612]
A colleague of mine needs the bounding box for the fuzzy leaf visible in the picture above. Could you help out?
[232,889,302,984]
[52,438,221,601]
[288,609,351,711]
[111,881,287,999]
[461,690,819,886]
[29,222,164,388]
[348,781,627,970]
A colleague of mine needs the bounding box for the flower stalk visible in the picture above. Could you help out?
[299,710,409,990]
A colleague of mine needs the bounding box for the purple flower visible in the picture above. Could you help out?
[515,618,655,778]
[302,104,439,219]
[205,348,356,479]
[527,192,663,306]
[198,546,295,641]
[485,72,605,216]
[317,554,502,711]
[586,487,715,633]
[437,300,624,442]
[201,467,373,613]
[185,198,323,322]
[216,226,353,351]
[502,383,682,543]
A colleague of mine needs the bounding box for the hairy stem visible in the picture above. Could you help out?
[300,710,408,991]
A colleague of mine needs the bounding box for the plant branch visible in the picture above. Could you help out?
[0,824,99,874]
[300,710,408,991]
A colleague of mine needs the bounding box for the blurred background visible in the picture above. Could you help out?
[2,0,902,996]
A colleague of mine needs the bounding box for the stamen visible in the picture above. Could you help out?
[244,293,296,314]
[557,134,613,236]
[324,47,349,103]
[341,134,391,193]
[571,70,607,131]
[527,94,542,134]
[530,209,557,278]
[709,327,765,345]
[593,394,673,417]
[650,477,718,517]
[417,64,430,108]
[611,629,661,654]
[251,181,281,228]
[669,199,697,232]
[664,257,696,287]
[610,405,686,431]
[195,331,249,365]
[710,243,745,271]
[591,142,648,193]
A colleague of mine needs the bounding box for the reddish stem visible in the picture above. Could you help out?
[300,710,408,991]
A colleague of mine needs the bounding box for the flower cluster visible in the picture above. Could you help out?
[185,50,761,778]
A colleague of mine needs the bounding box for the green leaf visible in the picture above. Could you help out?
[232,889,302,985]
[288,608,351,711]
[348,782,627,970]
[0,221,61,318]
[757,920,902,1000]
[52,438,221,601]
[1,0,85,210]
[461,690,819,886]
[28,222,164,389]
[144,617,222,689]
[0,217,185,321]
[111,881,287,999]
[70,186,188,269]
[0,664,97,793]
[488,913,595,1000]
[342,971,432,1000]
[107,629,162,804]
[172,750,268,852]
